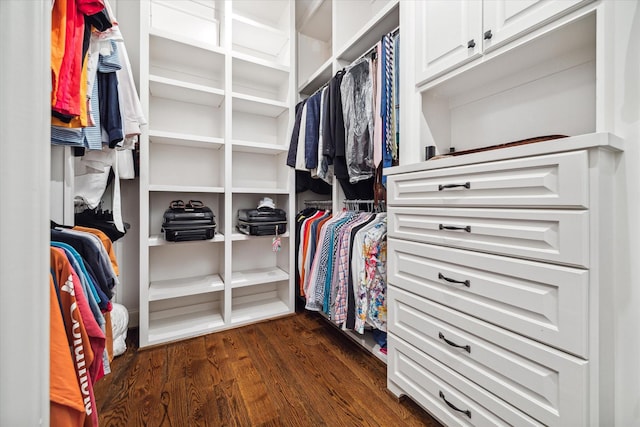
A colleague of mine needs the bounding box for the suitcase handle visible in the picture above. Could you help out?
[170,200,185,209]
[186,200,204,209]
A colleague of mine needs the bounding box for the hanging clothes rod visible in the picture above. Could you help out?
[304,199,333,208]
[343,199,386,213]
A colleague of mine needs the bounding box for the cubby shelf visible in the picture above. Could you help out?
[232,14,289,59]
[149,129,225,150]
[231,140,287,154]
[148,233,225,246]
[149,75,225,107]
[232,93,289,117]
[231,267,289,289]
[149,184,225,193]
[149,274,225,301]
[148,301,225,345]
[231,231,290,241]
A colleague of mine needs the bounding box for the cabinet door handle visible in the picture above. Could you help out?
[438,272,470,287]
[484,29,493,40]
[467,39,476,48]
[439,332,471,353]
[439,391,472,418]
[439,224,471,232]
[438,182,470,191]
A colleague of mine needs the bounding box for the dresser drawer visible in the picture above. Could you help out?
[389,286,588,426]
[388,335,544,427]
[388,207,589,267]
[386,151,588,208]
[388,238,588,356]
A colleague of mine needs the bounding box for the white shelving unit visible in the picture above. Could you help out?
[126,0,296,348]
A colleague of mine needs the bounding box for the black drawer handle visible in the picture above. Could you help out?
[439,391,472,418]
[438,272,470,287]
[439,224,471,232]
[484,29,493,40]
[438,182,470,191]
[439,332,471,353]
[467,39,475,49]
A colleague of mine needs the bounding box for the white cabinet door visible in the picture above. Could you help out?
[415,0,482,86]
[483,0,590,52]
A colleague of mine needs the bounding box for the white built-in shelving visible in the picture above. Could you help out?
[123,0,295,348]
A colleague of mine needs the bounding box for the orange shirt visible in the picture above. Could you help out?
[50,274,86,427]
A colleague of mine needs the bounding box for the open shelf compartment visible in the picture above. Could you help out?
[149,191,225,239]
[149,29,225,90]
[232,54,290,104]
[149,274,224,301]
[150,0,222,48]
[231,106,289,147]
[231,1,290,65]
[148,95,224,140]
[232,150,289,191]
[148,293,224,345]
[149,142,224,188]
[231,280,291,325]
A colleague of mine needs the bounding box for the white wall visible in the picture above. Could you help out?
[611,2,640,425]
[0,0,50,424]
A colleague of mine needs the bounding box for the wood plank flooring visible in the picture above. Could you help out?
[94,311,443,427]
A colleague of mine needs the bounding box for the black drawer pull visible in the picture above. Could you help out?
[439,332,471,353]
[467,39,475,48]
[484,29,493,40]
[438,182,470,191]
[439,391,472,418]
[439,224,471,232]
[438,272,470,287]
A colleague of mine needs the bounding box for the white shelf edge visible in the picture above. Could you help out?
[230,297,291,325]
[149,184,225,193]
[385,132,624,176]
[149,27,224,56]
[231,51,290,73]
[230,267,289,289]
[334,0,399,62]
[148,129,225,149]
[231,187,289,194]
[231,13,288,39]
[148,303,225,345]
[231,140,288,154]
[148,274,225,301]
[148,233,225,246]
[232,92,288,108]
[231,231,290,241]
[298,57,334,95]
[149,74,225,107]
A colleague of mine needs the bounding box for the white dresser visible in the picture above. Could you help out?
[385,133,622,426]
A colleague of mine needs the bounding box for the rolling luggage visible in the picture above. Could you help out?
[237,207,287,236]
[162,200,216,242]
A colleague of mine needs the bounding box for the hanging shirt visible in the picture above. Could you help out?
[49,274,86,427]
[340,58,375,183]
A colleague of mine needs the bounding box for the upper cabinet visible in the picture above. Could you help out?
[415,0,482,86]
[416,0,592,86]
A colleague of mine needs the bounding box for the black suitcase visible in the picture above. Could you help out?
[162,200,216,242]
[237,207,287,236]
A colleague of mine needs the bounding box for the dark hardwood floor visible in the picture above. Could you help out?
[94,311,443,427]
